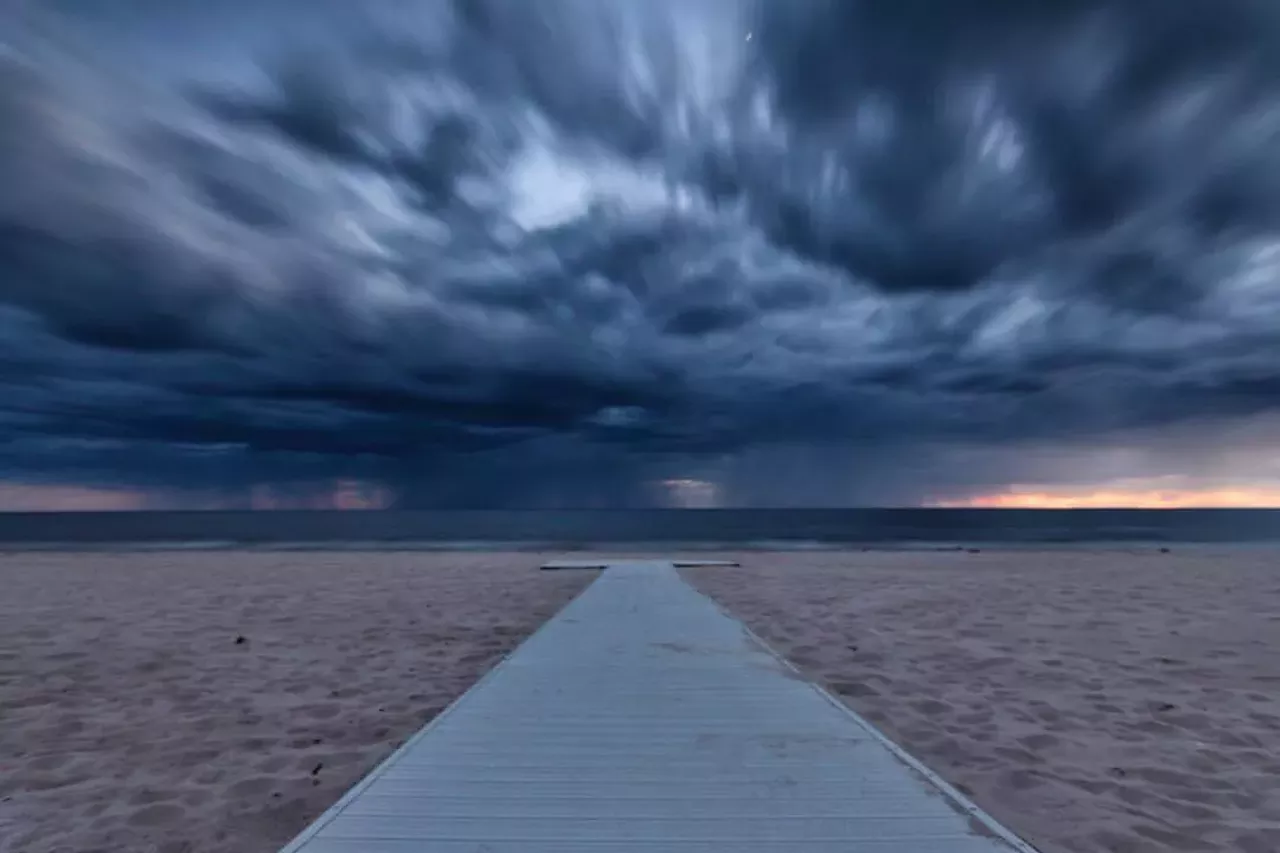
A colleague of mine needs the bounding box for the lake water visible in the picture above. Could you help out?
[0,509,1277,546]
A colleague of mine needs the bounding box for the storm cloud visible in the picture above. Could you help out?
[3,0,1280,506]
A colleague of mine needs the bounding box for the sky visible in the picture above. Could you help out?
[4,0,1280,509]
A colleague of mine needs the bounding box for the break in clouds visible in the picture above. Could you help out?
[4,0,1280,506]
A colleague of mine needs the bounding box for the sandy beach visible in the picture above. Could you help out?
[0,551,593,853]
[686,549,1280,853]
[5,548,1280,853]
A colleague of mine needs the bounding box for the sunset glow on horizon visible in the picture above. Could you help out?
[931,485,1280,509]
[3,478,1280,511]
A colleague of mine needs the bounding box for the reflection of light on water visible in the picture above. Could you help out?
[660,478,720,508]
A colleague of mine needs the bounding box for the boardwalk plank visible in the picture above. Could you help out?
[281,561,1035,853]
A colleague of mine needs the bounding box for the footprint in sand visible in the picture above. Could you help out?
[128,802,186,827]
[256,756,291,774]
[128,788,178,806]
[299,703,341,720]
[228,776,277,798]
[1018,733,1059,752]
[911,699,952,717]
[26,753,72,772]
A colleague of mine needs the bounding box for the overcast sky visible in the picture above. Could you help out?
[4,0,1280,508]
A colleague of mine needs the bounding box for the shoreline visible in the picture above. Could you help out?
[0,508,1277,548]
[4,541,1280,554]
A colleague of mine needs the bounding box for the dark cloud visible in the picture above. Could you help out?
[2,0,1280,505]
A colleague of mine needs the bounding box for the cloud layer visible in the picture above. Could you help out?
[4,0,1280,505]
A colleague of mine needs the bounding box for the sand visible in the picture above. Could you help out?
[0,551,593,853]
[7,547,1280,853]
[686,549,1280,853]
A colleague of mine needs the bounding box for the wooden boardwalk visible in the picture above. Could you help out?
[280,560,1037,852]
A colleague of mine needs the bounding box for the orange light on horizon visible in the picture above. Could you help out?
[931,486,1280,509]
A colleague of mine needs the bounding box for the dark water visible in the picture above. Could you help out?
[0,509,1278,546]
